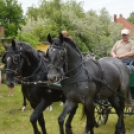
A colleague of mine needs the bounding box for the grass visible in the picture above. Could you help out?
[0,84,134,134]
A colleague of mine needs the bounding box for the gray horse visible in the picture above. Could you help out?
[46,33,130,134]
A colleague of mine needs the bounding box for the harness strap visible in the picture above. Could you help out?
[22,56,44,80]
[22,53,31,66]
[91,59,104,100]
[61,75,106,85]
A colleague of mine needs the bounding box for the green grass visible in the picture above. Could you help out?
[0,84,134,134]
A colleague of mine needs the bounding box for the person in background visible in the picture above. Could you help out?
[8,87,14,96]
[4,74,14,96]
[111,28,134,65]
[0,55,4,98]
[0,55,14,97]
[0,65,2,98]
[61,30,68,37]
[61,30,73,40]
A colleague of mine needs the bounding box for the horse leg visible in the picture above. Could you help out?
[58,100,77,134]
[65,104,78,134]
[38,113,47,134]
[21,94,27,111]
[21,87,27,111]
[30,99,51,134]
[83,99,95,134]
[108,96,126,134]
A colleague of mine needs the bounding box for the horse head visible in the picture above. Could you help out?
[1,39,23,88]
[47,33,67,83]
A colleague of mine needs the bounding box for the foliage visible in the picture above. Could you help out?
[16,31,39,48]
[127,12,134,24]
[0,0,25,37]
[18,0,124,58]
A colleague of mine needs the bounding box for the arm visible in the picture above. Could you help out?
[111,42,118,58]
[118,51,134,58]
[111,51,117,58]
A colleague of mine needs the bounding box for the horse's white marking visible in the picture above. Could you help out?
[47,105,53,111]
[7,57,11,62]
[21,106,26,111]
[51,48,56,51]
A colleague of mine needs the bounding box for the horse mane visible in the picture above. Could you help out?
[18,42,38,57]
[63,37,81,53]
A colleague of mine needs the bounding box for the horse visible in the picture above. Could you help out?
[46,33,130,134]
[1,39,78,134]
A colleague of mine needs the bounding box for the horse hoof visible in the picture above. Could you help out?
[115,129,126,134]
[66,129,73,134]
[21,106,26,111]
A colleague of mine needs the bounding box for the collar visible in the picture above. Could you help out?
[121,39,130,43]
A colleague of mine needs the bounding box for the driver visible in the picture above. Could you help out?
[111,28,134,65]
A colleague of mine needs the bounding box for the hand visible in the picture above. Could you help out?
[118,54,125,59]
[113,54,119,58]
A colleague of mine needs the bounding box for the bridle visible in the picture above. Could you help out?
[4,49,47,84]
[47,44,85,79]
[4,49,31,77]
[47,45,68,72]
[5,51,22,76]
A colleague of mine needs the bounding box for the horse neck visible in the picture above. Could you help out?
[21,51,41,77]
[65,44,83,76]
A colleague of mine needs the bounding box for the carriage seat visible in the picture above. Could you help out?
[125,58,134,87]
[123,58,134,72]
[127,65,134,72]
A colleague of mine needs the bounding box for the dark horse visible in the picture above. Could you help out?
[46,33,130,134]
[2,39,78,134]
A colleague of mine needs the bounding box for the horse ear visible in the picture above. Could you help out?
[47,34,52,44]
[11,39,16,48]
[59,33,64,43]
[1,39,8,50]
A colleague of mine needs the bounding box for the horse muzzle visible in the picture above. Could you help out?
[6,75,18,88]
[6,81,16,88]
[47,73,61,83]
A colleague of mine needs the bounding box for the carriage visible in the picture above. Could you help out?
[94,75,134,127]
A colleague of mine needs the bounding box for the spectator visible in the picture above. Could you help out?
[8,87,14,96]
[61,30,73,40]
[0,67,2,98]
[0,56,4,98]
[61,30,68,37]
[4,74,14,96]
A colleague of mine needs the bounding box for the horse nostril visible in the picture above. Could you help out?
[7,82,15,88]
[48,75,57,83]
[11,83,14,86]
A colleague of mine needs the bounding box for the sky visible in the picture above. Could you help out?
[18,0,134,19]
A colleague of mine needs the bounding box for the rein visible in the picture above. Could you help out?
[22,56,45,81]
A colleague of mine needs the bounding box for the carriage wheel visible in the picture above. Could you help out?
[124,104,134,117]
[94,103,110,127]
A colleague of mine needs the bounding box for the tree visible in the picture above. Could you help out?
[20,0,123,58]
[127,12,134,24]
[0,0,25,37]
